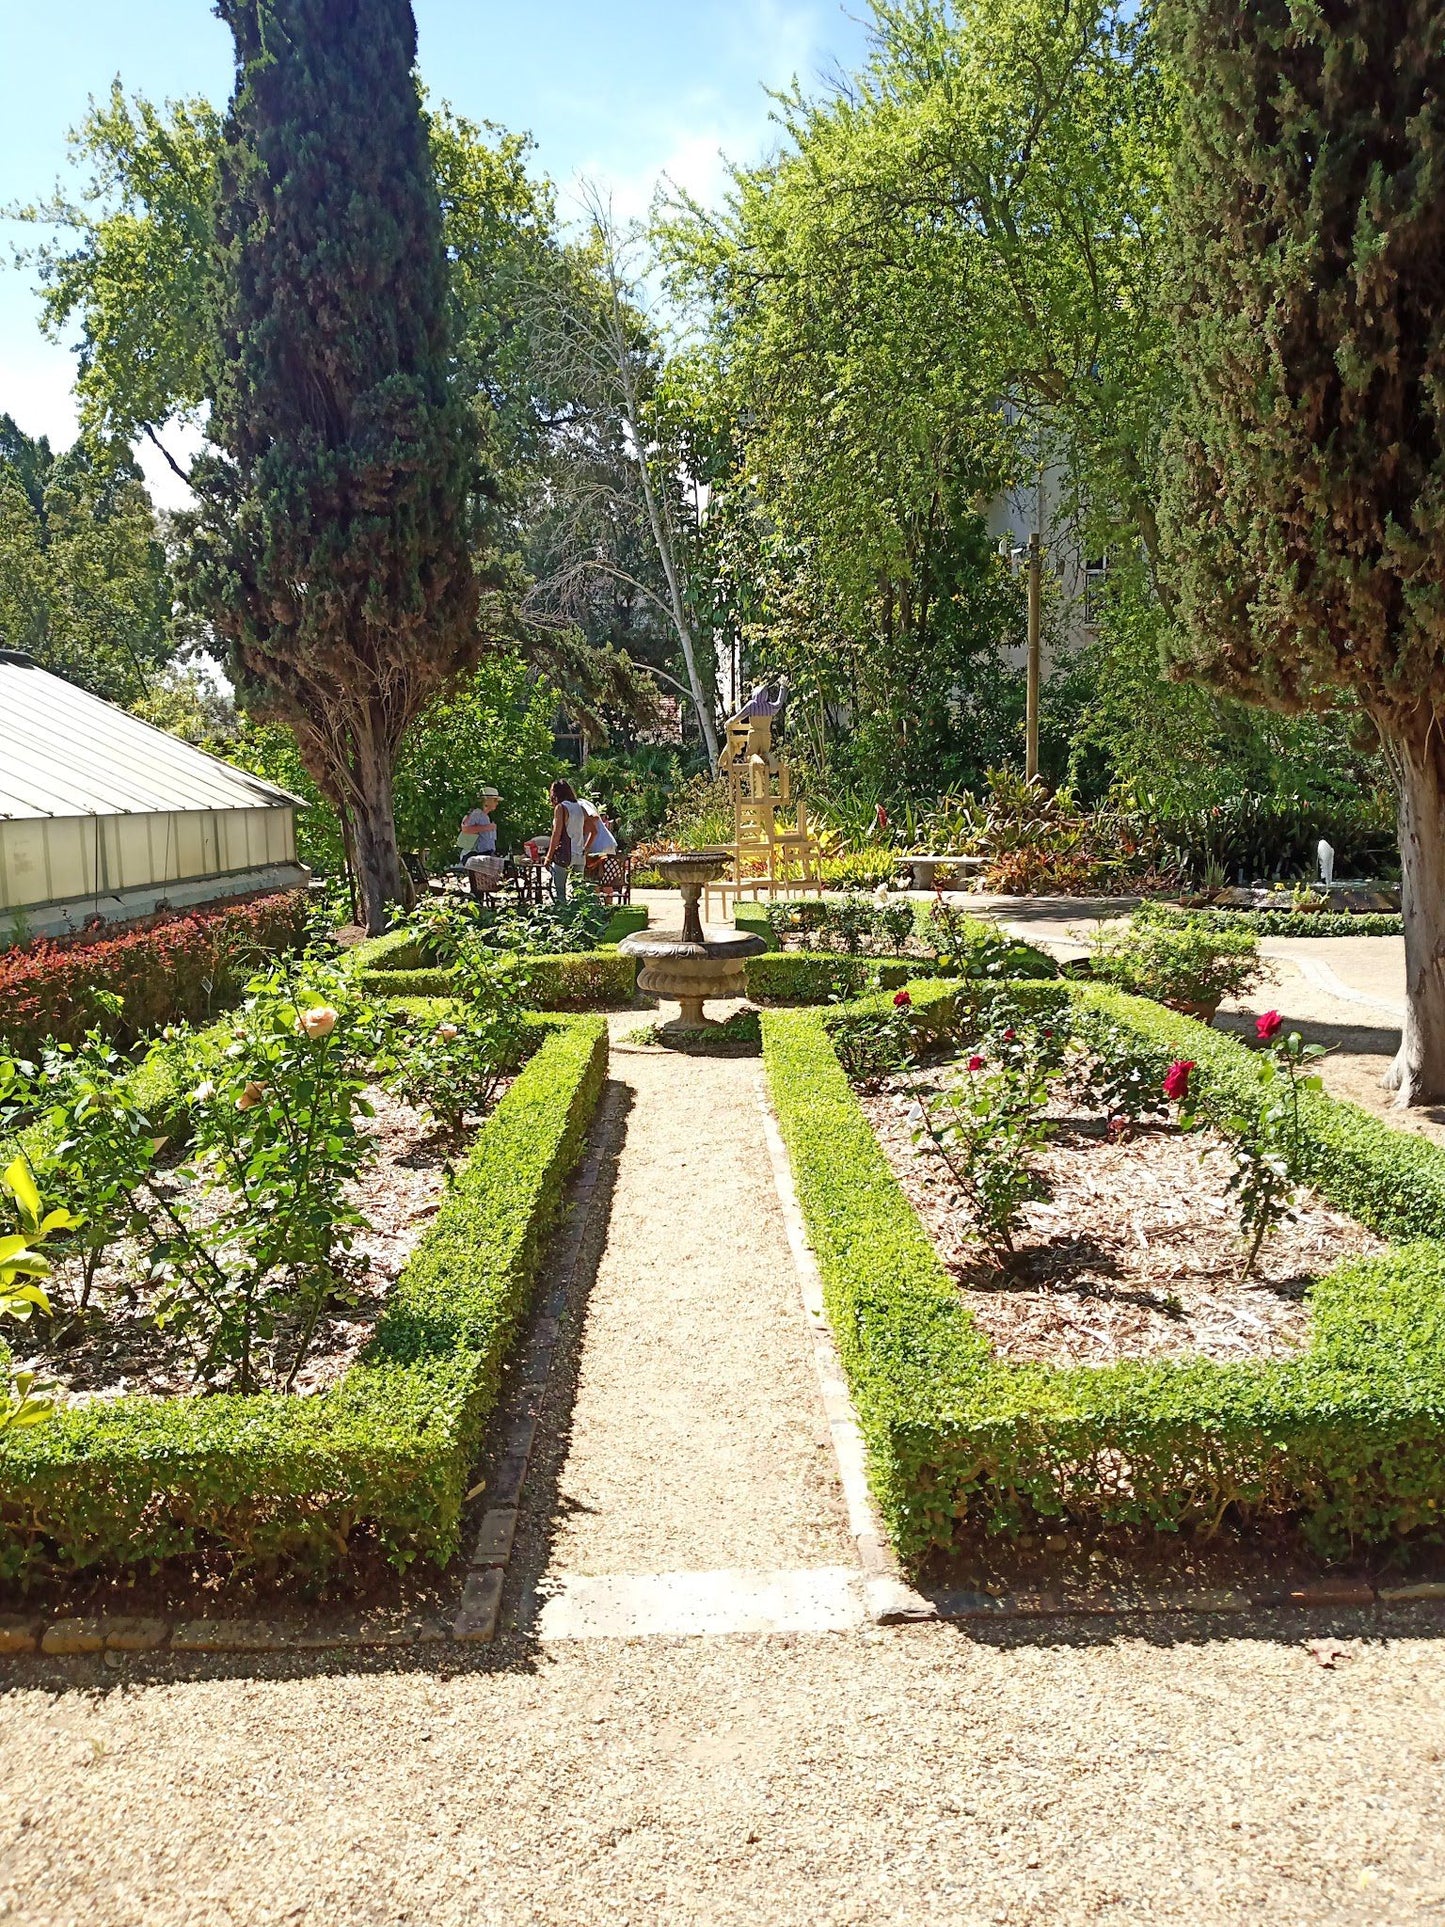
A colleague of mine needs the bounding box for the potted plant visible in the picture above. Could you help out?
[1088,911,1264,1023]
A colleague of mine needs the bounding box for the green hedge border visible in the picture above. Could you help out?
[352,906,647,1011]
[1149,904,1402,938]
[0,1011,608,1580]
[765,976,1445,1561]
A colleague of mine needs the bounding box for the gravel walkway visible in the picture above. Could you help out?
[4,1615,1445,1923]
[540,1028,851,1580]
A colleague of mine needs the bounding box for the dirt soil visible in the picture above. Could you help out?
[19,1086,477,1401]
[860,1065,1382,1366]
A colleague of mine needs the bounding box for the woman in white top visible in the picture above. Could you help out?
[543,779,597,905]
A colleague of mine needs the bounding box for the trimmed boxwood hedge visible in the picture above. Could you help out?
[353,913,645,1011]
[0,1012,608,1580]
[1148,904,1403,938]
[765,976,1445,1560]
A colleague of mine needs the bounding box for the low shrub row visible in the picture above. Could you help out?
[1147,904,1403,939]
[0,892,308,1057]
[765,977,1445,1560]
[0,1011,608,1579]
[357,951,639,1009]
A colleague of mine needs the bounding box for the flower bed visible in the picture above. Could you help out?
[0,892,308,1056]
[764,975,1445,1561]
[0,1010,607,1580]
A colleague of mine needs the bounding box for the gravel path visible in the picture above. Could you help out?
[4,1615,1445,1924]
[542,1027,852,1578]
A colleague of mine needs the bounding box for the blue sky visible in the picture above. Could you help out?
[0,0,872,493]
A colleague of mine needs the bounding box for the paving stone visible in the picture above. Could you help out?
[41,1618,108,1655]
[489,1452,529,1508]
[171,1619,294,1653]
[1287,1581,1376,1608]
[538,1567,866,1640]
[0,1616,42,1654]
[503,1412,539,1462]
[452,1568,504,1643]
[104,1617,170,1652]
[470,1508,518,1568]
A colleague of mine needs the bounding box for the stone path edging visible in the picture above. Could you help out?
[755,1079,936,1627]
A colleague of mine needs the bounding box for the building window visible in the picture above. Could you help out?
[1083,555,1109,625]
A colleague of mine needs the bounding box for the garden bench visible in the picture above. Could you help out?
[898,853,985,891]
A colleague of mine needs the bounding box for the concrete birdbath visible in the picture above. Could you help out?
[620,850,766,1032]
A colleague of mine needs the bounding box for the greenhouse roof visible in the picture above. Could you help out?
[0,653,299,821]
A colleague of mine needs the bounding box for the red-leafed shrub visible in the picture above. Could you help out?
[0,892,308,1056]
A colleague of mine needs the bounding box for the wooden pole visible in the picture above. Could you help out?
[1025,531,1042,783]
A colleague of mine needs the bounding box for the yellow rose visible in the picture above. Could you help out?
[299,1006,338,1039]
[236,1081,265,1111]
[437,1023,460,1041]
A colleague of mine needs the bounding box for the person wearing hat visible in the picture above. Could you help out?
[459,788,501,861]
[460,788,505,900]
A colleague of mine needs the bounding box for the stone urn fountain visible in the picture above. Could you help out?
[620,850,766,1031]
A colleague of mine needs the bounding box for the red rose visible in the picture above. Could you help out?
[1163,1059,1195,1101]
[967,1054,986,1072]
[1255,1010,1283,1042]
[1003,1028,1016,1042]
[893,989,912,1008]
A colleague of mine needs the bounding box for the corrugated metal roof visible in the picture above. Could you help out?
[0,654,300,821]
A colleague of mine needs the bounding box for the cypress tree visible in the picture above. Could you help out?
[187,0,479,933]
[1160,0,1445,1103]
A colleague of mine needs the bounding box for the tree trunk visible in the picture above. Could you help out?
[349,736,407,937]
[1383,715,1445,1105]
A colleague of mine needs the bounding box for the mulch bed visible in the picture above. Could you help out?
[859,1060,1383,1366]
[18,1082,509,1402]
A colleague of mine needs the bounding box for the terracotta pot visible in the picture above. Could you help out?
[1164,996,1219,1025]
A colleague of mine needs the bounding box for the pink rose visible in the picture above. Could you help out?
[1255,1010,1283,1042]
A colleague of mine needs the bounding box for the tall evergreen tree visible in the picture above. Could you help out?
[186,0,479,931]
[1161,0,1445,1103]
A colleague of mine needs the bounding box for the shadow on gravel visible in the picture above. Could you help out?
[918,1604,1445,1655]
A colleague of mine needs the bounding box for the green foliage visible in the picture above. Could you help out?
[578,746,683,848]
[0,1145,68,1436]
[766,983,1445,1556]
[184,0,481,932]
[744,954,912,1007]
[0,1014,606,1579]
[1159,0,1445,1096]
[1223,1022,1329,1280]
[393,655,563,863]
[0,424,175,706]
[904,1024,1056,1263]
[387,965,528,1144]
[1088,907,1262,1013]
[152,960,399,1393]
[1147,905,1404,941]
[662,0,1174,794]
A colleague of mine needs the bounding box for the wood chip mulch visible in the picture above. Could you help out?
[19,1083,506,1402]
[859,1063,1383,1366]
